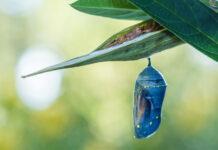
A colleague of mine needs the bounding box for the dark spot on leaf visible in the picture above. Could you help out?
[105,20,163,48]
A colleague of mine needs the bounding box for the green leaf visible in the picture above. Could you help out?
[22,20,183,78]
[200,0,218,13]
[71,0,150,20]
[130,0,218,61]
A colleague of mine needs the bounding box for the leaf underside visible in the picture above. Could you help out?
[22,20,183,78]
[71,0,150,20]
[130,0,218,61]
[200,0,218,13]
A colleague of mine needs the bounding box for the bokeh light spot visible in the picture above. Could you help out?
[188,45,218,69]
[16,46,63,110]
[0,0,43,16]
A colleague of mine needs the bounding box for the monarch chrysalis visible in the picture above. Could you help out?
[133,58,167,139]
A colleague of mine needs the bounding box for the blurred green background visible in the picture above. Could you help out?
[0,0,218,150]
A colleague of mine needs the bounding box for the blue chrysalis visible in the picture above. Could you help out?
[133,58,167,139]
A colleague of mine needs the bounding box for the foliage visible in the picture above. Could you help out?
[71,0,149,20]
[23,20,183,77]
[24,0,218,76]
[130,0,218,61]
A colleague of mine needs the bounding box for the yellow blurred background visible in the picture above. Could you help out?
[0,0,218,149]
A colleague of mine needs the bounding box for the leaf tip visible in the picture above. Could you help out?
[70,1,78,9]
[21,73,37,78]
